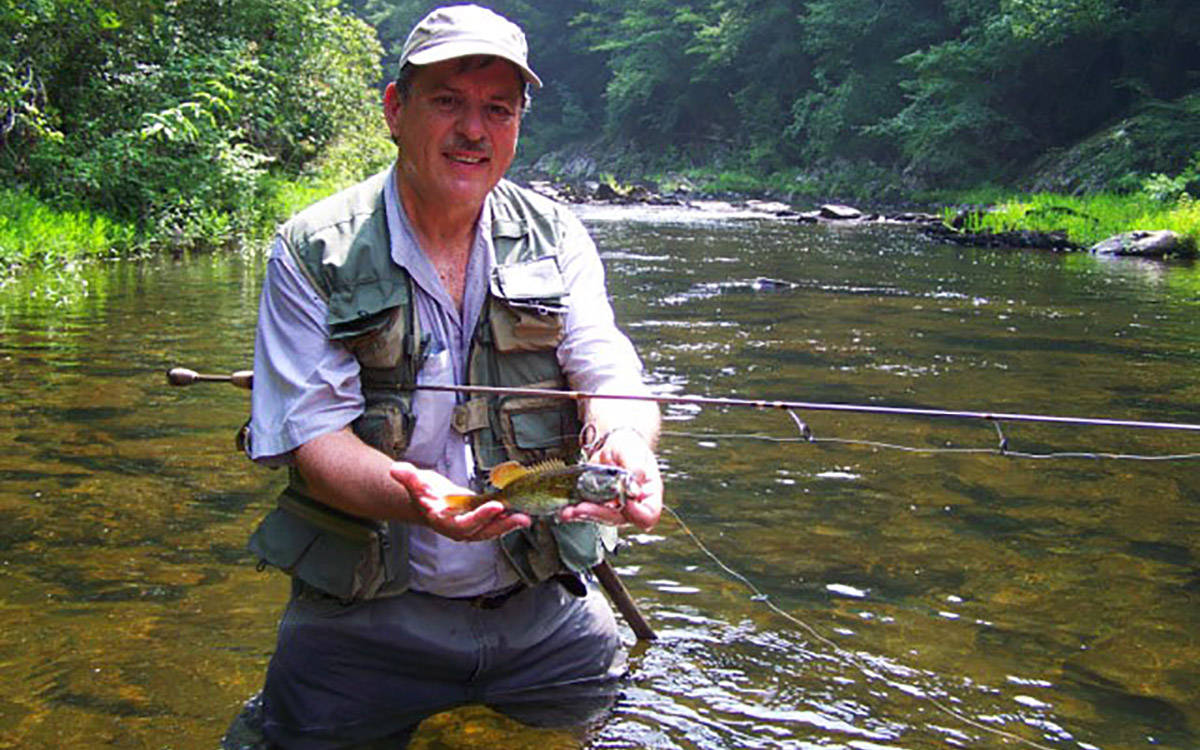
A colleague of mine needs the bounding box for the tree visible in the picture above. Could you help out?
[876,0,1200,185]
[3,0,383,245]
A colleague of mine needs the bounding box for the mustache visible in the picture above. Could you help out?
[447,136,490,157]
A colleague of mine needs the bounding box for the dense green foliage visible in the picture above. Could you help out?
[352,0,1198,195]
[2,0,388,265]
[3,0,1198,272]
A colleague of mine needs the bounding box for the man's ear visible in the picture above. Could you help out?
[383,82,403,143]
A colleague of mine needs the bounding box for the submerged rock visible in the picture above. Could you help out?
[750,276,800,290]
[1090,230,1195,258]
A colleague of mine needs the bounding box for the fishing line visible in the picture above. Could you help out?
[407,382,1200,435]
[662,504,1059,750]
[662,428,1200,461]
[657,405,1200,462]
[405,382,1200,460]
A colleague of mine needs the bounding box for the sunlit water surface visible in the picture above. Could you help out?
[1,205,1198,749]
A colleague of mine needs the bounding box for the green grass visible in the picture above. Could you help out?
[261,174,356,222]
[942,192,1200,249]
[0,189,137,272]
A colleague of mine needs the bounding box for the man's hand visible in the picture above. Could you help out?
[559,427,663,531]
[389,462,531,542]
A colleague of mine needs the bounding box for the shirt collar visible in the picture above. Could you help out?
[382,165,496,327]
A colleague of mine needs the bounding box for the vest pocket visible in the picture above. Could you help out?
[489,297,565,353]
[352,397,413,460]
[248,495,389,601]
[493,390,579,466]
[499,515,615,584]
[340,307,404,369]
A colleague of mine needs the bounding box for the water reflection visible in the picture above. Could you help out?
[1,216,1198,749]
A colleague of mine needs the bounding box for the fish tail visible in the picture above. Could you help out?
[443,492,497,511]
[443,493,479,510]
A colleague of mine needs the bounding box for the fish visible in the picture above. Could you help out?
[444,459,630,516]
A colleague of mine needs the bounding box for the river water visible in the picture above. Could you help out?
[1,205,1198,749]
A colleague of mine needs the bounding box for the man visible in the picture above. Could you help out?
[232,5,662,748]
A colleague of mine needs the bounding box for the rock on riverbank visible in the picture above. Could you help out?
[1088,230,1192,258]
[524,179,1195,259]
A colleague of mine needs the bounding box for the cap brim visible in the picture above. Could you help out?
[406,41,542,88]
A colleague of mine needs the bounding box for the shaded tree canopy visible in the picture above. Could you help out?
[2,0,382,242]
[351,0,1200,190]
[4,0,1198,230]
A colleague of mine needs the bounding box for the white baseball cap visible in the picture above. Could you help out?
[399,4,542,89]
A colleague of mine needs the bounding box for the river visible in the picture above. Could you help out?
[1,205,1198,749]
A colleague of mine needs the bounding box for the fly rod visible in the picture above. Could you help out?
[411,383,1200,433]
[166,368,1200,433]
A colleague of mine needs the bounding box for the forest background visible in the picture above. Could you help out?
[2,0,1199,269]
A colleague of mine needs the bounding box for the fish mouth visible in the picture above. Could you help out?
[578,464,632,507]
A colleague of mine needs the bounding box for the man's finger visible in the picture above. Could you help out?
[558,501,624,526]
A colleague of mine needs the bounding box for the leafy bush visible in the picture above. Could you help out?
[3,0,384,252]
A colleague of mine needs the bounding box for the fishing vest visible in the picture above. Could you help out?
[247,170,616,601]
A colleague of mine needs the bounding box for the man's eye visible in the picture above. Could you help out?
[488,105,515,121]
[432,95,458,110]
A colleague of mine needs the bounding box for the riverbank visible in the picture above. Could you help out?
[0,174,357,281]
[927,189,1200,257]
[5,173,1198,281]
[0,189,139,271]
[525,167,1199,259]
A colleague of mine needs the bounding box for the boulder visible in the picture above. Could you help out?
[818,204,863,220]
[625,184,652,201]
[1090,230,1195,258]
[593,182,620,201]
[745,199,795,216]
[892,211,942,224]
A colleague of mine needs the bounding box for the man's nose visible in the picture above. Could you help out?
[456,102,487,141]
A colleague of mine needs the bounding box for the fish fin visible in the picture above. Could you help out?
[525,457,570,475]
[488,458,572,490]
[488,460,530,489]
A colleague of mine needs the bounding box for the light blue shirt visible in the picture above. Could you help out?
[248,167,647,596]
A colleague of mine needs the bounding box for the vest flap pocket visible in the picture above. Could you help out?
[490,390,580,466]
[291,531,380,601]
[500,521,562,584]
[248,506,320,571]
[489,297,565,353]
[332,307,399,353]
[511,410,564,450]
[551,522,607,573]
[249,497,387,600]
[353,398,412,460]
[491,256,566,301]
[327,275,409,333]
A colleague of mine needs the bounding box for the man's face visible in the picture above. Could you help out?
[385,58,524,214]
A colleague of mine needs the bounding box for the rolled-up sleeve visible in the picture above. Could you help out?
[555,213,648,395]
[247,238,364,464]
